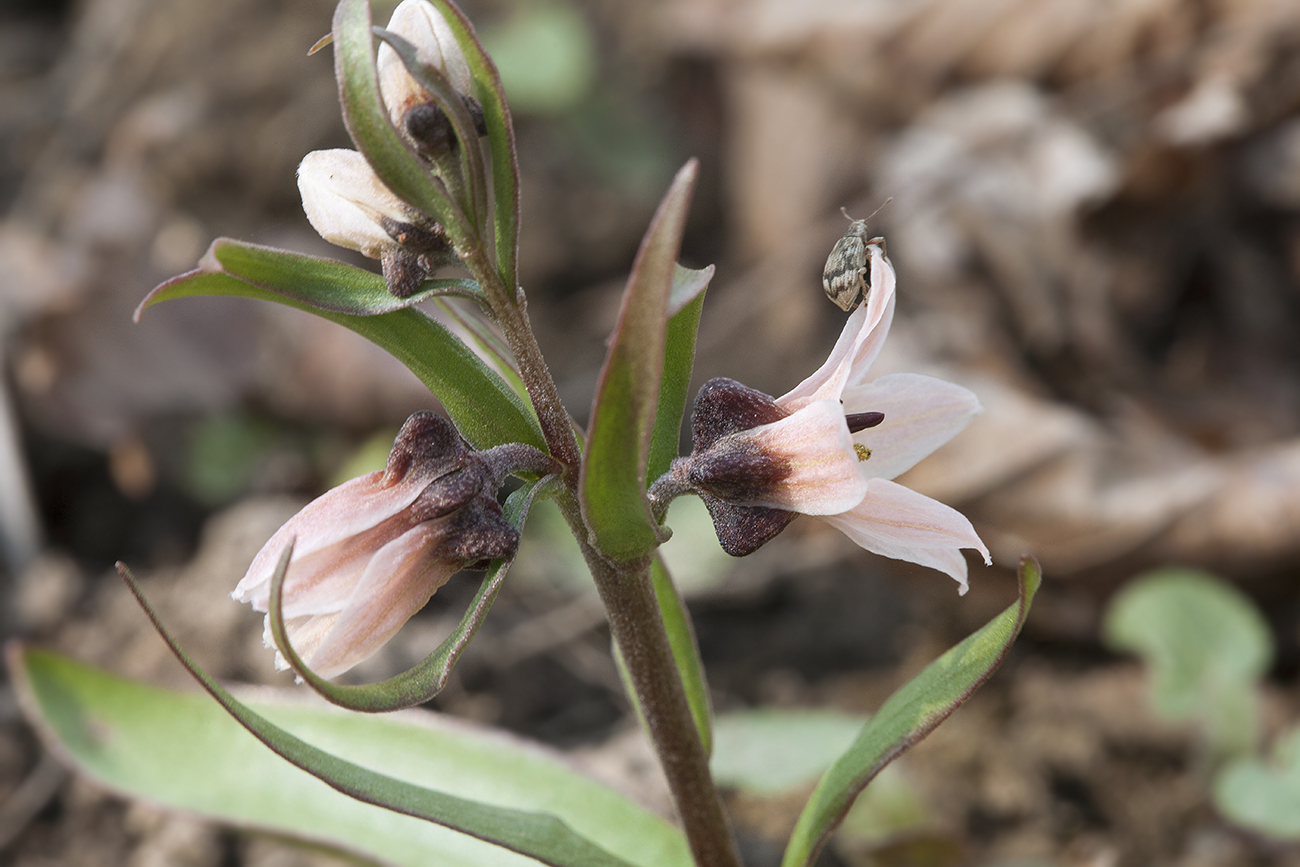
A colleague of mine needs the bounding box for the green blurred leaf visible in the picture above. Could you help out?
[137,269,545,452]
[332,428,398,486]
[1102,568,1272,755]
[1214,727,1300,840]
[270,480,550,712]
[427,0,522,293]
[646,264,711,487]
[186,415,281,505]
[334,0,464,235]
[781,556,1041,867]
[580,161,697,561]
[207,238,481,314]
[8,645,690,867]
[480,1,595,117]
[711,709,868,795]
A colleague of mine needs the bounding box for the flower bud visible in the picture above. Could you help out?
[377,0,473,130]
[297,149,423,259]
[232,412,519,678]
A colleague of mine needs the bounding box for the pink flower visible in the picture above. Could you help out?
[685,242,990,592]
[233,413,518,678]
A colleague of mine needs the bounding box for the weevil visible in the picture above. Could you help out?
[822,206,887,311]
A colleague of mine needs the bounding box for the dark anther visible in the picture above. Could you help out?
[845,411,885,433]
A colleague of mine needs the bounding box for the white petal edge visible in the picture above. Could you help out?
[842,373,983,481]
[738,400,868,515]
[297,149,410,258]
[821,478,990,593]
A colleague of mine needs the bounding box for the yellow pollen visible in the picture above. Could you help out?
[854,443,872,462]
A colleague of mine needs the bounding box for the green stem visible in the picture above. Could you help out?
[553,491,742,867]
[460,211,737,867]
[462,245,581,475]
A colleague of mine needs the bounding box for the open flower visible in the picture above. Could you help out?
[232,412,518,678]
[683,242,990,592]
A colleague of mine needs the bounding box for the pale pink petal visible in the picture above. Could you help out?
[267,613,339,672]
[843,245,897,388]
[307,522,458,678]
[842,373,982,481]
[232,471,426,603]
[780,245,898,409]
[780,305,870,410]
[821,478,990,593]
[739,400,868,515]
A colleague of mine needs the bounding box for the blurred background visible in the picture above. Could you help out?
[2,0,1300,864]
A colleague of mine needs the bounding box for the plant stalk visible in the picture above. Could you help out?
[552,492,740,867]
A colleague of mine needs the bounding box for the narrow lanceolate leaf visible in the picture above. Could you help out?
[651,557,712,753]
[781,556,1041,867]
[204,237,481,314]
[272,480,551,712]
[427,0,521,294]
[8,645,691,867]
[137,268,544,452]
[647,264,712,485]
[581,161,698,561]
[334,0,467,241]
[612,557,714,756]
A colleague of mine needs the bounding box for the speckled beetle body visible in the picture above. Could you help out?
[822,214,885,311]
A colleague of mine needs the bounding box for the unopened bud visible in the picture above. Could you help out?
[377,0,473,130]
[297,149,421,259]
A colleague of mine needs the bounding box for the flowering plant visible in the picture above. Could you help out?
[9,2,1039,865]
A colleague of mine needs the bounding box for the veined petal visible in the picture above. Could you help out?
[741,400,869,514]
[821,478,990,593]
[843,373,983,481]
[306,522,459,678]
[232,471,427,605]
[780,245,898,409]
[297,149,413,258]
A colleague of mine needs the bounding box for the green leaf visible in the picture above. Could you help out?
[711,709,868,795]
[137,268,545,452]
[781,556,1041,867]
[580,161,697,561]
[206,237,481,314]
[646,264,712,486]
[8,645,691,867]
[651,557,713,754]
[1102,568,1272,755]
[1214,727,1300,840]
[334,0,465,237]
[427,0,522,293]
[270,479,552,712]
